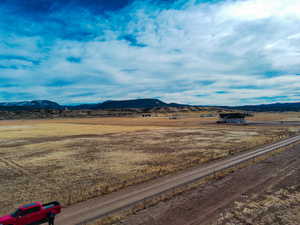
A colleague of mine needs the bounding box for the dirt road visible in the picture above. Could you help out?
[56,135,300,225]
[122,139,300,225]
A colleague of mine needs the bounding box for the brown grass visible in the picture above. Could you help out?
[0,116,299,215]
[213,186,300,225]
[249,112,300,122]
[86,144,299,225]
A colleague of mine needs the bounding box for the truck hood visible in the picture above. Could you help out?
[0,214,13,222]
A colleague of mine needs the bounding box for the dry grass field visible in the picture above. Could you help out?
[249,112,300,122]
[1,115,299,215]
[214,188,300,225]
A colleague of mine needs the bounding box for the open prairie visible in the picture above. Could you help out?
[249,112,300,122]
[1,115,300,215]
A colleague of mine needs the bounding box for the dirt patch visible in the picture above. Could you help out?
[119,143,300,225]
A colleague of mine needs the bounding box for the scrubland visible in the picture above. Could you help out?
[212,136,300,225]
[0,115,299,215]
[214,186,300,225]
[248,112,300,122]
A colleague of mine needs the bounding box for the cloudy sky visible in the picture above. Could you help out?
[1,0,300,105]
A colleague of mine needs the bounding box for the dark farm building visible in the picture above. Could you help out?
[218,113,251,124]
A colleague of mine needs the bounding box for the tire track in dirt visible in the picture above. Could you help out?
[0,134,112,148]
[186,154,300,225]
[0,157,31,176]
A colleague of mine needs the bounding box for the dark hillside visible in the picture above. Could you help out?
[226,102,300,112]
[70,99,187,110]
[0,100,62,111]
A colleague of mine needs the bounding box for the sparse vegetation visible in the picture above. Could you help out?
[86,144,298,225]
[213,186,300,225]
[0,116,299,215]
[249,112,300,122]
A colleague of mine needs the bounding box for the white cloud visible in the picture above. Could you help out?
[1,0,300,105]
[220,0,300,20]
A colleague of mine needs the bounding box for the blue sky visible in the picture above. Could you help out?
[0,0,300,105]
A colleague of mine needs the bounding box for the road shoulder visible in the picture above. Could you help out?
[119,143,300,225]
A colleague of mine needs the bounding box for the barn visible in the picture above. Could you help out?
[218,113,250,124]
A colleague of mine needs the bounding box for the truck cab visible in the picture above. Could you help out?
[0,201,61,225]
[13,202,45,225]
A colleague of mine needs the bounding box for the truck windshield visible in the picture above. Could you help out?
[11,209,23,218]
[11,209,19,218]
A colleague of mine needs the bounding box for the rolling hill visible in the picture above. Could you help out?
[0,100,63,110]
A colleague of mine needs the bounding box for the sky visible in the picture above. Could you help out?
[0,0,300,106]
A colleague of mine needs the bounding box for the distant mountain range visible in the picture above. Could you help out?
[225,102,300,112]
[70,99,187,110]
[0,100,62,110]
[0,99,187,111]
[0,99,300,112]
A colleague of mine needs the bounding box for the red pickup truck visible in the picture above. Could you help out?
[0,201,61,225]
